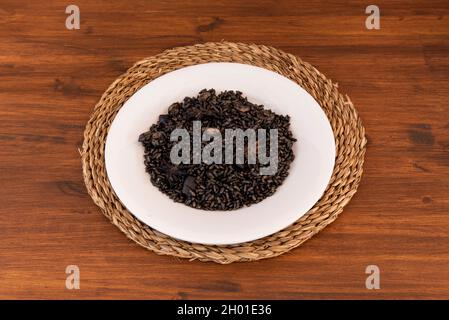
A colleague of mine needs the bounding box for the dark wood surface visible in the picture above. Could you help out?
[1,0,449,299]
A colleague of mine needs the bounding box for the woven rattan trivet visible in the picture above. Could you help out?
[81,42,366,264]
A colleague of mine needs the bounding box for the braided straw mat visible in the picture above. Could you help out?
[81,42,366,264]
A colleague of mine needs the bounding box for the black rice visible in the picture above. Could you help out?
[138,89,296,211]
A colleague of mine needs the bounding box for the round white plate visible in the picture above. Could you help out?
[105,62,335,245]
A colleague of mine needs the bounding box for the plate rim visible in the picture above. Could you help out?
[105,62,336,245]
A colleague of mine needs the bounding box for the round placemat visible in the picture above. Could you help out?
[81,42,366,264]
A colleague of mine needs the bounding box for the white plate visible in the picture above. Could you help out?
[105,62,335,245]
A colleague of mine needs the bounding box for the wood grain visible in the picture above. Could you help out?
[1,0,449,299]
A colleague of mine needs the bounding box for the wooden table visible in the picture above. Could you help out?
[1,0,448,299]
